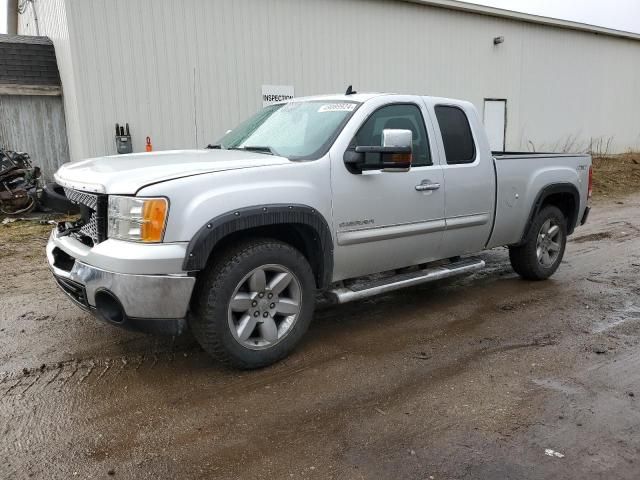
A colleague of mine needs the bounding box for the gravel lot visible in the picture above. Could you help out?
[1,193,639,479]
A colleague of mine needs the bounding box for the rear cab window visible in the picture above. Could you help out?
[434,105,476,165]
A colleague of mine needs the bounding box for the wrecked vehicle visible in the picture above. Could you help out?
[47,92,592,369]
[0,148,42,216]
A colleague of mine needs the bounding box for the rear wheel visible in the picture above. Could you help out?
[509,205,567,280]
[190,239,315,369]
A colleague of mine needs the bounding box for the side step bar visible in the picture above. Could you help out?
[327,257,485,304]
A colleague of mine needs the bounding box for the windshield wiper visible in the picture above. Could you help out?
[205,144,222,149]
[230,146,276,156]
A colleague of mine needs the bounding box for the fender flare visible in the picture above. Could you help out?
[182,204,334,288]
[519,182,580,243]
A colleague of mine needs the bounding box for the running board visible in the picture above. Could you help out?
[327,257,485,304]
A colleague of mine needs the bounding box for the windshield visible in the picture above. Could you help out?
[216,101,359,159]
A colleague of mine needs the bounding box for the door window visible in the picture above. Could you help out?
[435,105,476,164]
[354,104,432,166]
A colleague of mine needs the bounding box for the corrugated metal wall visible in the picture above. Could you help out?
[21,0,640,159]
[18,0,83,162]
[0,95,70,180]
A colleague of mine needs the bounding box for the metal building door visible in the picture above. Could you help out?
[483,99,506,152]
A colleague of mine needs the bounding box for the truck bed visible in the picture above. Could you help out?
[487,152,591,249]
[493,152,587,159]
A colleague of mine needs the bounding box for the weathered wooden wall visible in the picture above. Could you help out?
[0,94,70,181]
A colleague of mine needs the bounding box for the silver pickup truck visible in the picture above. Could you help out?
[47,92,592,368]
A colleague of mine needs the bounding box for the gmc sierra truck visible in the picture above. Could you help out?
[47,92,592,368]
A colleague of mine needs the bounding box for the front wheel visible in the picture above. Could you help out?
[190,239,315,369]
[509,205,567,280]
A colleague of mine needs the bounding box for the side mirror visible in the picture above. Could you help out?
[380,129,412,172]
[343,129,413,173]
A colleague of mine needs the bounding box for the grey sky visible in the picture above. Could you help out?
[465,0,640,34]
[1,0,639,34]
[1,1,6,34]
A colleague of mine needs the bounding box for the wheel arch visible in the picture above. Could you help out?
[519,183,580,244]
[183,204,334,289]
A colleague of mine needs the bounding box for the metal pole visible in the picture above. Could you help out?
[7,0,19,35]
[30,0,40,36]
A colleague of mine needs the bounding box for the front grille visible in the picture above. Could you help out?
[64,188,98,210]
[63,188,107,245]
[54,275,89,309]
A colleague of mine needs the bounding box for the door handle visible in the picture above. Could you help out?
[415,181,441,191]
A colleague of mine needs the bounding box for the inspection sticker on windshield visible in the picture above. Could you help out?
[318,103,357,113]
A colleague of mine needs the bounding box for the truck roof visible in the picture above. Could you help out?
[290,93,468,106]
[291,93,384,103]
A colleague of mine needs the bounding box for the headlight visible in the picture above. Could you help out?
[108,196,168,243]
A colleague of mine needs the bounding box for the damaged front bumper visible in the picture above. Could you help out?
[46,229,195,335]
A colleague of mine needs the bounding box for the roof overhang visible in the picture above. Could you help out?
[0,84,62,96]
[0,34,61,91]
[402,0,640,42]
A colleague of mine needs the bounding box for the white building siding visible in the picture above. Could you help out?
[517,22,640,152]
[20,0,640,159]
[18,0,83,161]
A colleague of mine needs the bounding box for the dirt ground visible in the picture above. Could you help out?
[592,152,640,198]
[1,175,640,479]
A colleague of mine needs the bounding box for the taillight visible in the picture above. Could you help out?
[588,165,593,200]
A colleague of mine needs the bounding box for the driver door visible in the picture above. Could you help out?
[330,100,445,281]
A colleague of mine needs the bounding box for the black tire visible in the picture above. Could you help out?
[190,238,315,369]
[509,205,567,281]
[40,182,80,214]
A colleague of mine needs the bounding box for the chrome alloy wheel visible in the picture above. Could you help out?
[536,219,562,267]
[227,264,302,350]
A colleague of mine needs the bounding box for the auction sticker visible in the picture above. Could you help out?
[318,103,357,113]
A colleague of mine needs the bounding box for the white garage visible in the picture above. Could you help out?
[11,0,640,163]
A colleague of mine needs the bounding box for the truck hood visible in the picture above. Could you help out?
[54,149,291,194]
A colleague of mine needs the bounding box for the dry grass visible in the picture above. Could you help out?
[592,152,640,199]
[0,214,74,259]
[0,220,53,259]
[0,220,52,241]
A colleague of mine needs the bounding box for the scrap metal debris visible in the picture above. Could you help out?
[1,217,56,226]
[544,449,565,458]
[0,148,42,216]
